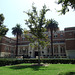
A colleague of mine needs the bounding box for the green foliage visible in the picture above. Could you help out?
[42,59,75,64]
[0,14,9,36]
[24,4,50,48]
[57,0,75,14]
[24,5,50,65]
[46,19,59,31]
[12,24,23,36]
[0,58,23,66]
[0,14,4,25]
[0,25,8,36]
[25,4,49,39]
[0,58,75,66]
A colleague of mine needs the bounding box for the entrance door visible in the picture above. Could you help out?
[35,51,38,57]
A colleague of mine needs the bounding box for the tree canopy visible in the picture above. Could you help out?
[12,24,23,36]
[57,0,75,14]
[25,5,50,47]
[46,19,59,31]
[0,14,8,36]
[25,4,50,65]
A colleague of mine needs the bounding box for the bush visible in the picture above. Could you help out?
[0,58,75,66]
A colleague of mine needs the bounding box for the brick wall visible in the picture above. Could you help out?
[65,27,75,50]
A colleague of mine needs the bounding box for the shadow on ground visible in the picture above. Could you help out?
[58,72,75,75]
[9,64,57,71]
[9,65,45,71]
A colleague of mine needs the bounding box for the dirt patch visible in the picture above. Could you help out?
[31,63,49,66]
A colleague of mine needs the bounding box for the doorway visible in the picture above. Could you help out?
[34,51,38,57]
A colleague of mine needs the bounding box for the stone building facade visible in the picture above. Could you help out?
[0,27,75,58]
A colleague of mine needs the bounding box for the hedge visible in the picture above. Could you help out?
[0,58,75,66]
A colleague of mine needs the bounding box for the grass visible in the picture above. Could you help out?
[0,63,75,75]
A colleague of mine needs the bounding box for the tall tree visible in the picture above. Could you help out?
[0,14,8,36]
[25,4,49,65]
[46,19,59,57]
[12,24,23,56]
[57,0,75,14]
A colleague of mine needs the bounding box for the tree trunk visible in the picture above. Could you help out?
[51,30,53,56]
[16,33,18,56]
[38,39,40,65]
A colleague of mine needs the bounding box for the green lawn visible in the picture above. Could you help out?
[0,63,75,75]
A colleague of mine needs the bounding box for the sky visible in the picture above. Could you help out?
[0,0,75,37]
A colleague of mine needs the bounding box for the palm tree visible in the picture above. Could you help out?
[46,19,59,57]
[12,24,23,56]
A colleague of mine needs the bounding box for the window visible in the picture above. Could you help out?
[20,48,23,54]
[23,50,26,54]
[6,39,9,43]
[60,46,65,53]
[26,49,28,54]
[60,41,64,43]
[11,47,14,53]
[53,41,58,43]
[5,46,9,51]
[48,35,51,38]
[60,34,63,37]
[69,33,72,36]
[22,37,25,41]
[54,47,58,53]
[47,48,50,53]
[54,34,57,38]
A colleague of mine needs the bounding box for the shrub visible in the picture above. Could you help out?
[0,58,75,66]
